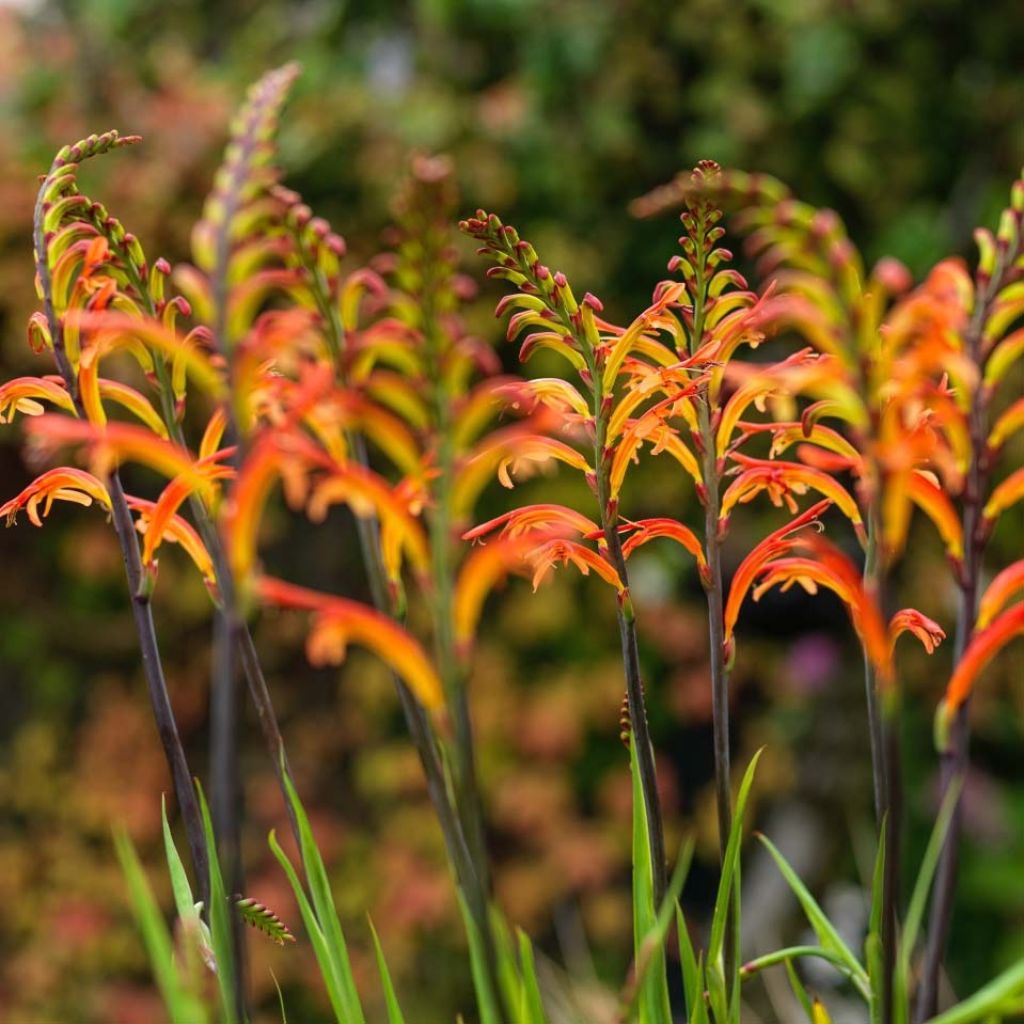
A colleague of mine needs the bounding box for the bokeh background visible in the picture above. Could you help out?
[0,1,1022,1021]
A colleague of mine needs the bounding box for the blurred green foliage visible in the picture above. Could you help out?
[0,1,1021,1020]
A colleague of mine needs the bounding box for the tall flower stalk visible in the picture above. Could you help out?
[917,170,1024,1021]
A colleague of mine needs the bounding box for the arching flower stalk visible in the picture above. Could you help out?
[461,162,822,918]
[22,129,211,907]
[215,152,555,1021]
[460,208,673,906]
[916,169,1024,1021]
[636,167,964,1019]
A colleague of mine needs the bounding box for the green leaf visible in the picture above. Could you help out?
[516,929,547,1024]
[784,957,814,1022]
[161,796,196,925]
[457,891,501,1024]
[708,749,763,972]
[757,833,870,999]
[866,823,886,1024]
[269,828,347,1023]
[740,945,862,987]
[630,736,672,1024]
[195,781,238,1024]
[280,768,365,1023]
[677,904,699,1020]
[491,907,522,1018]
[114,829,207,1024]
[368,917,407,1024]
[902,780,962,966]
[927,958,1024,1024]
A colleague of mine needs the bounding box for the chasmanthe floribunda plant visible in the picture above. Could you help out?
[1,63,1022,1024]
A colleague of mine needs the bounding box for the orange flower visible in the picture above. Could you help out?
[723,499,833,649]
[0,376,76,422]
[258,576,444,711]
[976,560,1024,629]
[721,456,863,536]
[126,496,218,594]
[1,467,111,526]
[24,417,219,503]
[888,609,946,654]
[464,504,600,543]
[750,540,892,684]
[983,467,1024,523]
[526,537,623,593]
[937,603,1024,750]
[619,518,710,584]
[453,534,538,656]
[905,470,963,561]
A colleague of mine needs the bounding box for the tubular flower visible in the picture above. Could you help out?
[723,499,833,651]
[750,538,893,684]
[126,497,218,594]
[453,533,539,656]
[721,457,864,537]
[463,504,600,543]
[619,519,710,584]
[0,376,76,422]
[976,560,1024,630]
[1,467,111,526]
[888,609,946,654]
[906,470,964,561]
[983,467,1024,523]
[24,416,219,504]
[258,576,444,711]
[452,428,591,520]
[937,603,1024,751]
[526,537,623,593]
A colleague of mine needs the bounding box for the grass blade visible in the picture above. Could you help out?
[757,833,869,998]
[458,891,501,1024]
[280,769,366,1024]
[677,904,700,1019]
[269,828,347,1022]
[195,781,239,1024]
[368,916,408,1024]
[114,828,208,1024]
[516,929,547,1024]
[708,749,763,971]
[630,736,672,1023]
[927,957,1024,1024]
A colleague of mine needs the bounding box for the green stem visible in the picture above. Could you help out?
[862,518,888,826]
[592,379,668,907]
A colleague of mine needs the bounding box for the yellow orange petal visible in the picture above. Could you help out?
[258,576,443,710]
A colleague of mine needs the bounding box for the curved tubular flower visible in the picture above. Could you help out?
[906,470,963,562]
[721,456,864,535]
[619,518,710,584]
[0,467,111,526]
[0,376,77,422]
[750,544,892,684]
[257,576,444,712]
[723,498,833,650]
[526,537,623,593]
[937,603,1024,748]
[136,457,236,580]
[976,560,1024,629]
[464,503,600,542]
[888,609,946,654]
[70,311,226,401]
[24,416,219,503]
[982,466,1024,523]
[452,428,591,520]
[988,397,1024,450]
[126,496,218,593]
[453,533,537,655]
